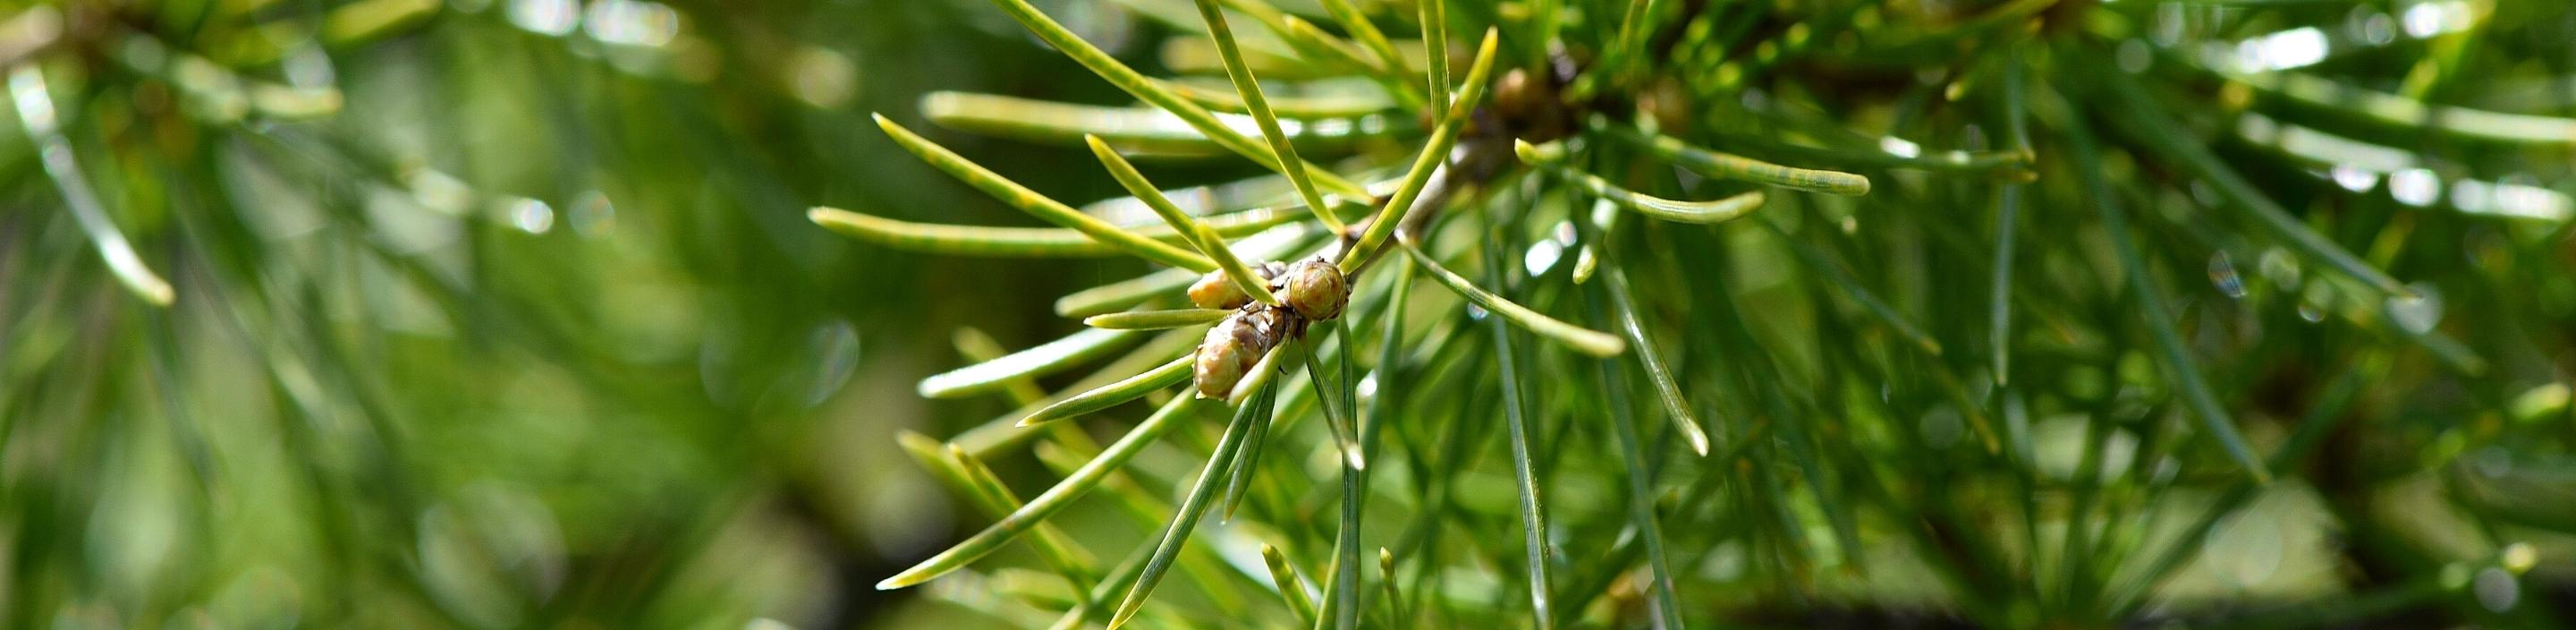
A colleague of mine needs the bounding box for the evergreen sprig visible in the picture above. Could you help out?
[6,0,2573,627]
[835,0,2576,628]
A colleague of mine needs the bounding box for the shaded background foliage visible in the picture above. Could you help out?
[0,0,1136,626]
[4,0,2576,628]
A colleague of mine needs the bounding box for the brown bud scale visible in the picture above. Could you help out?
[1193,304,1290,398]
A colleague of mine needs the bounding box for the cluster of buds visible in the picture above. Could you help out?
[1190,259,1350,399]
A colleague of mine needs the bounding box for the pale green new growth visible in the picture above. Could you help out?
[1482,227,1555,629]
[1106,384,1269,629]
[811,206,1203,258]
[1300,336,1365,471]
[1419,0,1450,112]
[1019,355,1195,426]
[874,115,1216,272]
[1186,0,1345,232]
[879,396,1201,589]
[1600,123,1871,196]
[1601,263,1709,455]
[983,0,1374,200]
[1312,0,1411,82]
[1521,140,1768,224]
[948,445,1100,584]
[1057,268,1206,317]
[1089,135,1284,306]
[1082,309,1232,330]
[1260,544,1319,626]
[919,328,1146,399]
[1340,29,1502,274]
[1160,77,1394,118]
[1402,242,1625,358]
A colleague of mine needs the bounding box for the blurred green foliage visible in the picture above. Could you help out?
[7,0,2576,628]
[0,0,1157,626]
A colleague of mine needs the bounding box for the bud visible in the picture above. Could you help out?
[1642,75,1691,135]
[1493,68,1540,123]
[1491,67,1570,141]
[1194,305,1289,399]
[1278,260,1348,321]
[1187,261,1288,310]
[1188,271,1248,310]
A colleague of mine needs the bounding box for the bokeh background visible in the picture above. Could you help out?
[0,0,1205,626]
[8,0,2576,628]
